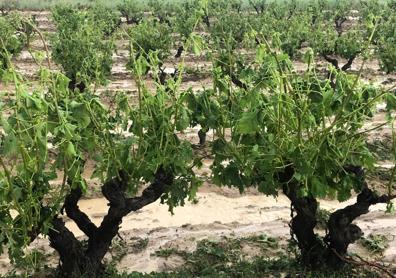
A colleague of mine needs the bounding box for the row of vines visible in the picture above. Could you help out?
[0,0,396,277]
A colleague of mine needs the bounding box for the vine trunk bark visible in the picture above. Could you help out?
[279,165,395,269]
[48,168,173,277]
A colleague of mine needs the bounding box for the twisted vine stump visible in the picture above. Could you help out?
[280,165,395,269]
[49,168,173,277]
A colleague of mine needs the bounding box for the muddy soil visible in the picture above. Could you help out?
[0,10,395,276]
[0,184,395,275]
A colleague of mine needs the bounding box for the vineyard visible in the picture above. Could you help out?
[0,0,395,277]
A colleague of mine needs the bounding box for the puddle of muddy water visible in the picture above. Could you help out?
[1,186,394,275]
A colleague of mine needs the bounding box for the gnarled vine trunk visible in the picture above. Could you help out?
[325,182,395,266]
[282,182,326,267]
[198,129,207,145]
[175,45,184,58]
[322,53,357,72]
[279,165,395,269]
[49,168,173,277]
[68,77,86,92]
